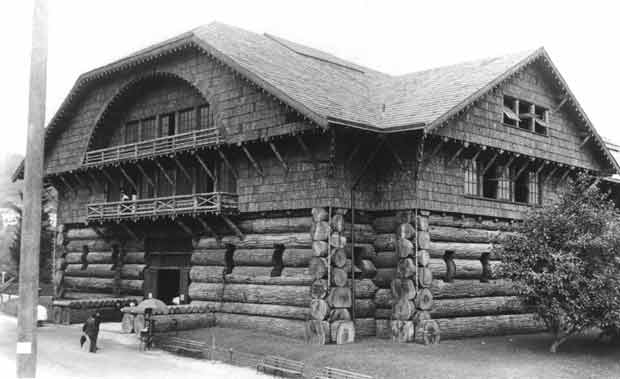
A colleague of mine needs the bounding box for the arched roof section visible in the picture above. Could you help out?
[85,71,214,152]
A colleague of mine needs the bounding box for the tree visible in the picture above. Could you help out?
[3,187,55,283]
[496,174,620,352]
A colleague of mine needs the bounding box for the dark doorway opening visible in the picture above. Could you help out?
[157,269,180,305]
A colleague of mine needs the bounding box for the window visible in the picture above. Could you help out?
[198,105,211,129]
[177,108,195,134]
[160,113,176,136]
[503,96,548,136]
[464,154,541,204]
[141,117,157,141]
[125,120,140,144]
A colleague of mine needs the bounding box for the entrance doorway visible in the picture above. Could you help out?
[157,269,180,304]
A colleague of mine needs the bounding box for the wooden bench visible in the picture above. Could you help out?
[315,367,373,379]
[257,355,304,378]
[155,336,207,358]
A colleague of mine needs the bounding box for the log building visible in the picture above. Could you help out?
[14,22,619,341]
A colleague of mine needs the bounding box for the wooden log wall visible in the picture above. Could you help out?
[189,214,323,340]
[58,225,146,298]
[371,211,544,340]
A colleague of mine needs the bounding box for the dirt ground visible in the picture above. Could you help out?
[0,314,266,379]
[176,326,620,379]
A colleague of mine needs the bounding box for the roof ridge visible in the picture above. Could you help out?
[262,33,367,74]
[396,47,542,79]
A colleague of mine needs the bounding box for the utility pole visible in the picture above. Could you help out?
[17,0,48,377]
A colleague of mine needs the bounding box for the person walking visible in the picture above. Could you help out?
[80,312,102,353]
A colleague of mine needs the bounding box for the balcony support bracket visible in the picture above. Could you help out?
[217,149,238,180]
[195,154,216,182]
[269,141,288,172]
[197,217,220,240]
[174,157,192,182]
[220,215,244,240]
[241,145,264,177]
[175,219,193,236]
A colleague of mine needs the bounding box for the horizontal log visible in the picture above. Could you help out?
[192,301,309,320]
[374,308,391,319]
[427,242,495,259]
[64,264,145,279]
[344,244,376,260]
[63,292,122,300]
[354,299,376,318]
[214,312,306,339]
[429,226,503,244]
[435,313,546,339]
[124,252,146,264]
[341,227,374,244]
[376,319,390,338]
[431,296,530,318]
[237,217,313,234]
[65,239,144,252]
[358,259,377,279]
[431,279,518,299]
[374,251,398,268]
[65,264,115,278]
[188,282,311,307]
[374,289,393,308]
[150,313,216,332]
[373,268,396,288]
[65,252,112,264]
[428,258,501,280]
[373,234,396,251]
[196,233,312,249]
[189,266,309,284]
[352,279,378,299]
[428,214,514,231]
[66,228,100,240]
[372,214,417,234]
[63,277,143,294]
[191,248,313,267]
[354,318,376,338]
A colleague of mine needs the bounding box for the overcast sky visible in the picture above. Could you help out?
[1,0,619,155]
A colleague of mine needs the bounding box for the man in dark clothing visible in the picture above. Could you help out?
[80,312,102,353]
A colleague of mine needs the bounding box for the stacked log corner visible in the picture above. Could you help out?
[307,208,355,345]
[373,211,546,340]
[386,212,439,344]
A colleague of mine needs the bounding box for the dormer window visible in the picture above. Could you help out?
[503,96,548,136]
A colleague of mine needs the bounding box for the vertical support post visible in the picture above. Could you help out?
[18,0,47,377]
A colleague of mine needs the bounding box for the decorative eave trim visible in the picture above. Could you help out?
[424,47,620,174]
[13,30,329,181]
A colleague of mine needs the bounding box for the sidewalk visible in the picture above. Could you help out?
[0,314,265,379]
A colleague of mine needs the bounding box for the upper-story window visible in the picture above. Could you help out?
[503,96,548,136]
[464,155,541,205]
[119,104,214,145]
[177,108,196,134]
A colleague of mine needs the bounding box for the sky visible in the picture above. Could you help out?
[1,0,619,155]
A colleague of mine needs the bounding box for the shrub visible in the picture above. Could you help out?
[496,174,620,352]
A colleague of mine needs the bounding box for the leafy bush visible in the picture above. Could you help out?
[496,174,620,352]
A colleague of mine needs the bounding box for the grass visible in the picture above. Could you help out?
[175,326,620,379]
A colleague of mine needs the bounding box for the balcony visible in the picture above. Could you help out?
[83,127,220,166]
[86,192,238,222]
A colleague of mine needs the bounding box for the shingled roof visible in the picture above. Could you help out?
[192,23,539,130]
[12,22,619,180]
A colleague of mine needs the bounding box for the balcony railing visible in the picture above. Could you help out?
[86,192,238,222]
[83,127,219,166]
